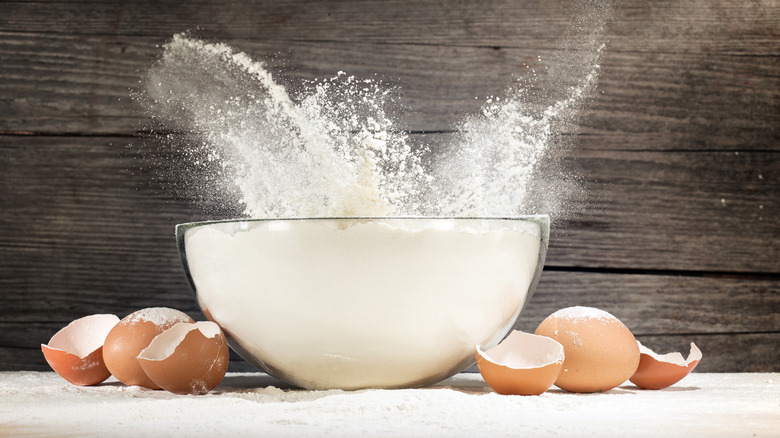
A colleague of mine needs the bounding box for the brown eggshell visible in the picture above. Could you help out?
[630,341,702,390]
[103,307,194,389]
[138,321,229,395]
[535,306,640,393]
[475,330,565,395]
[41,314,120,386]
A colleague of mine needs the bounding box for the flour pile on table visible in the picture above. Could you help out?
[2,372,778,437]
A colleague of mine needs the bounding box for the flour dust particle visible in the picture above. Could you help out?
[141,1,614,220]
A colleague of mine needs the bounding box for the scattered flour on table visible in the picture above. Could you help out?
[2,372,779,437]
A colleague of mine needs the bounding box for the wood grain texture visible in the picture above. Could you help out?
[552,148,778,272]
[1,1,777,135]
[2,135,776,275]
[8,333,778,373]
[1,0,778,373]
[3,269,778,373]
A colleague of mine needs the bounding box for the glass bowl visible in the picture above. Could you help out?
[176,216,549,390]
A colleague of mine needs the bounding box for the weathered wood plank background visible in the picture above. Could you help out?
[1,0,778,372]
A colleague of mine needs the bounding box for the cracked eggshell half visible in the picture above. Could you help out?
[475,330,565,395]
[102,307,194,389]
[630,341,702,390]
[535,306,640,393]
[138,321,229,395]
[41,314,120,386]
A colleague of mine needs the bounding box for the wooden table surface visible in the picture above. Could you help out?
[1,371,777,437]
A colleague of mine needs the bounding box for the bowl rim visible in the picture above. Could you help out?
[175,214,550,297]
[176,214,549,229]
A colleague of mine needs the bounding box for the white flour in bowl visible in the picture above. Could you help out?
[184,218,542,389]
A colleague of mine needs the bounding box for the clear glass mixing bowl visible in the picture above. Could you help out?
[176,216,549,390]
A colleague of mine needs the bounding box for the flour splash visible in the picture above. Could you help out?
[143,2,612,219]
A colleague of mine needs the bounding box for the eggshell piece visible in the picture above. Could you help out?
[103,307,194,389]
[535,306,640,393]
[41,314,120,386]
[629,341,702,390]
[475,330,565,395]
[138,321,229,395]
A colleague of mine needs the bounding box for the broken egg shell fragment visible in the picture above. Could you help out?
[138,321,229,395]
[475,330,565,396]
[629,341,702,390]
[41,314,120,386]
